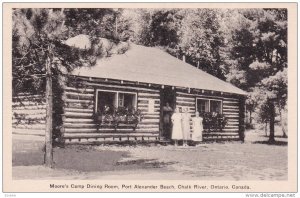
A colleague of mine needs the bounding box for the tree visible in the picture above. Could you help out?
[148,9,182,47]
[12,8,124,166]
[219,9,258,90]
[114,8,289,140]
[128,9,183,47]
[178,9,225,79]
[13,8,66,166]
[260,68,288,138]
[219,9,287,140]
[249,9,287,140]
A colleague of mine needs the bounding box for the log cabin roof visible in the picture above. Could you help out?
[72,43,246,95]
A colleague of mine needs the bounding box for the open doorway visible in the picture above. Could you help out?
[160,87,176,140]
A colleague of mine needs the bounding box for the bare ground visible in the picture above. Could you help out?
[12,129,287,180]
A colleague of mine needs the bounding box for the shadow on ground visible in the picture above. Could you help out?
[58,145,177,172]
[262,135,288,138]
[13,144,176,173]
[252,141,287,146]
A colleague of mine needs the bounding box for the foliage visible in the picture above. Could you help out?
[12,8,128,95]
[219,8,287,135]
[94,107,144,130]
[13,8,63,94]
[199,112,227,131]
[130,8,226,79]
[127,9,182,47]
[12,8,288,139]
[178,9,226,79]
[12,8,132,146]
[64,8,132,42]
[13,9,77,94]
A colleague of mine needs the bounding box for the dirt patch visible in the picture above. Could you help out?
[52,145,175,172]
[13,151,45,166]
[12,138,45,166]
[12,130,288,180]
[53,146,126,172]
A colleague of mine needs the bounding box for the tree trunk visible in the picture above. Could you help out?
[238,97,246,142]
[268,100,275,143]
[279,108,287,138]
[44,57,53,167]
[115,16,118,34]
[265,121,268,137]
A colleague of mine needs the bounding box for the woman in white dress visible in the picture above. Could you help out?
[181,107,191,147]
[171,107,183,146]
[192,111,203,142]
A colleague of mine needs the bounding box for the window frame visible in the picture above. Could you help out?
[196,98,209,113]
[95,89,137,112]
[195,97,223,114]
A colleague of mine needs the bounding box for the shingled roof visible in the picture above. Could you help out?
[72,43,246,95]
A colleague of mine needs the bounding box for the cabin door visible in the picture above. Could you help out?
[160,87,176,140]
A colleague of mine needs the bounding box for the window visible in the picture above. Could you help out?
[210,100,222,113]
[196,98,222,114]
[96,90,137,113]
[97,91,117,113]
[118,93,124,107]
[197,99,209,113]
[118,93,136,109]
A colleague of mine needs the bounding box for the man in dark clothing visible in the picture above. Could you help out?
[163,102,173,139]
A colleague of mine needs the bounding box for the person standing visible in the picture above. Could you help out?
[171,107,183,146]
[181,107,191,147]
[191,111,203,142]
[163,102,173,139]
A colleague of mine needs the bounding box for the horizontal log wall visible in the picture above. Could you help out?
[176,91,241,141]
[62,81,160,143]
[137,90,160,133]
[176,92,196,115]
[61,76,244,143]
[62,85,95,143]
[12,94,46,137]
[196,94,240,140]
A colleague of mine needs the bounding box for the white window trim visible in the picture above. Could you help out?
[95,89,137,112]
[195,97,223,114]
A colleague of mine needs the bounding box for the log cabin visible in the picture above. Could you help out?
[12,40,247,144]
[58,43,247,144]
